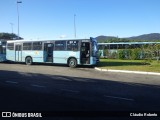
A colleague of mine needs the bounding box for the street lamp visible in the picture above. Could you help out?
[16,0,22,39]
[74,14,76,38]
[10,23,14,34]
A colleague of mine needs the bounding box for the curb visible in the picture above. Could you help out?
[95,67,160,76]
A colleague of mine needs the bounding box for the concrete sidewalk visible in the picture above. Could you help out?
[95,67,160,76]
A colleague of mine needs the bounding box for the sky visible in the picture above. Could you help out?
[0,0,160,40]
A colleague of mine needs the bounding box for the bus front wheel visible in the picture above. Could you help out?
[25,57,32,65]
[68,58,77,68]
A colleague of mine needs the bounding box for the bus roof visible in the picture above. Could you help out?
[7,38,93,43]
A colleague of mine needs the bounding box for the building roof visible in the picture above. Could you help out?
[98,42,160,45]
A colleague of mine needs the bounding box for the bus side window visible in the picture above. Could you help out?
[33,42,42,50]
[55,41,66,50]
[7,43,14,50]
[0,45,2,54]
[67,41,79,51]
[23,43,32,50]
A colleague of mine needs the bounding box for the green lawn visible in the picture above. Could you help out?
[97,59,160,73]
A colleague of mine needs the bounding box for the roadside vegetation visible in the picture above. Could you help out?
[100,44,160,61]
[97,44,160,73]
[97,59,160,72]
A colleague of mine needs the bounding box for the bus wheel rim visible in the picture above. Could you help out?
[70,61,75,66]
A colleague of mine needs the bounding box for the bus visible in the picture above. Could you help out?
[0,40,6,62]
[6,37,98,67]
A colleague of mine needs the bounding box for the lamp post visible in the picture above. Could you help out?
[16,0,22,39]
[10,23,14,34]
[74,14,76,38]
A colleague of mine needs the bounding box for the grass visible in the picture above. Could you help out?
[97,59,160,73]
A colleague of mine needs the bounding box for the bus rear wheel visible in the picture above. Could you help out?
[68,58,77,68]
[25,57,32,65]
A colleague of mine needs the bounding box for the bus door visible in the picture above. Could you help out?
[80,42,90,64]
[44,43,53,62]
[15,44,22,62]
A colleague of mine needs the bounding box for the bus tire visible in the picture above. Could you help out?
[25,57,32,65]
[68,58,77,68]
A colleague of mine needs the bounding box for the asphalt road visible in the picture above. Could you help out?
[0,63,160,118]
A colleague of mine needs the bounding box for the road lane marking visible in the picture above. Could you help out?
[104,95,135,101]
[52,76,72,81]
[95,67,160,76]
[61,89,80,93]
[5,81,18,84]
[31,84,46,88]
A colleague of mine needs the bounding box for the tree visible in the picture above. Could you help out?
[153,44,160,62]
[117,49,125,59]
[0,32,23,40]
[141,44,154,63]
[130,48,141,60]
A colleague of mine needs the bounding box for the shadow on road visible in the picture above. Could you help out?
[1,61,94,69]
[0,70,160,118]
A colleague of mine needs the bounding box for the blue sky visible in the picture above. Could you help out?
[0,0,160,39]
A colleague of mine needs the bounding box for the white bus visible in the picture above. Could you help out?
[6,37,98,67]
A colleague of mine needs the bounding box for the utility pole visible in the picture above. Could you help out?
[16,0,22,39]
[74,14,76,38]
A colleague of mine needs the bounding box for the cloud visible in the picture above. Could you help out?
[59,34,67,38]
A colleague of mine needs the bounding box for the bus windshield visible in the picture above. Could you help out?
[91,39,98,57]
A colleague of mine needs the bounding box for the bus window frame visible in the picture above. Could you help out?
[7,43,14,50]
[54,41,66,51]
[23,42,32,51]
[67,40,79,51]
[33,41,43,51]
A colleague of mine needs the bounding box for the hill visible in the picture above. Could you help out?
[96,33,160,43]
[126,33,160,41]
[96,36,117,43]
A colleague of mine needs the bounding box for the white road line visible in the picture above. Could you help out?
[104,95,135,101]
[52,77,72,81]
[95,67,160,76]
[61,89,80,93]
[5,81,18,84]
[31,84,46,88]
